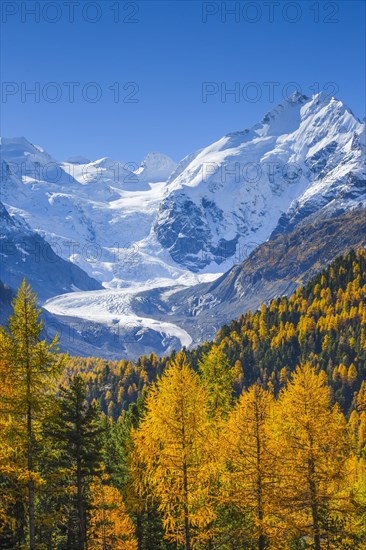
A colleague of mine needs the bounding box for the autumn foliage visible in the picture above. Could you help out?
[0,249,366,548]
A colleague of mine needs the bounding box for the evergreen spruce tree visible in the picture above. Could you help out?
[50,375,104,549]
[198,346,234,419]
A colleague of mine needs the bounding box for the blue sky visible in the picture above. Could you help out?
[1,0,365,164]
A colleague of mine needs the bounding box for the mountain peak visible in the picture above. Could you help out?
[288,91,309,103]
[0,136,45,156]
[226,93,322,142]
[135,152,177,182]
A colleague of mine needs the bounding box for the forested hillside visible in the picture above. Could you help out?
[66,249,366,419]
[0,249,365,548]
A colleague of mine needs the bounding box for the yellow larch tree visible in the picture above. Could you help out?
[347,363,357,386]
[88,473,137,549]
[274,364,351,549]
[0,334,21,533]
[198,346,235,548]
[132,354,215,549]
[346,409,366,545]
[0,280,64,548]
[219,384,278,550]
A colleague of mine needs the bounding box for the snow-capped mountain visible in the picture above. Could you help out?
[135,152,177,183]
[155,92,365,271]
[0,136,79,187]
[1,94,364,287]
[1,139,182,287]
[1,92,365,358]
